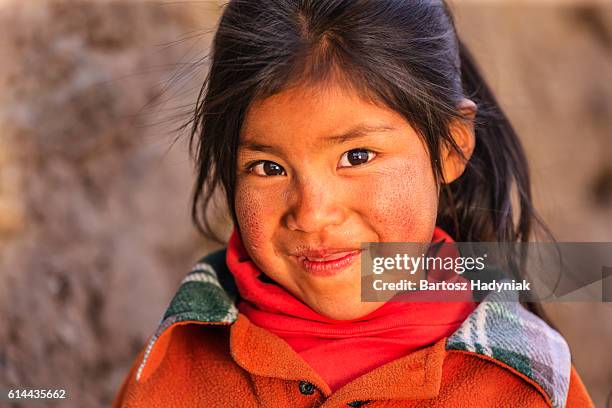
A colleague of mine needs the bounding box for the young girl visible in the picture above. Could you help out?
[113,1,594,406]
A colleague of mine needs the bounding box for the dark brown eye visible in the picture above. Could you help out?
[251,161,286,176]
[338,149,376,168]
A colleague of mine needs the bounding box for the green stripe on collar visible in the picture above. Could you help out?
[136,250,238,381]
[162,250,238,323]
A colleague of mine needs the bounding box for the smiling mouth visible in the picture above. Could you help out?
[296,250,362,277]
[299,251,354,262]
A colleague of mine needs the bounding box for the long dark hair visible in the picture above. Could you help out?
[185,0,554,322]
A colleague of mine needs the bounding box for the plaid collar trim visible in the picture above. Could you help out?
[136,249,571,408]
[135,250,238,382]
[446,290,571,408]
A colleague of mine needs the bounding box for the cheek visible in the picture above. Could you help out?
[234,182,268,250]
[362,158,438,241]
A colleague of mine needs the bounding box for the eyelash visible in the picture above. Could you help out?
[245,148,377,177]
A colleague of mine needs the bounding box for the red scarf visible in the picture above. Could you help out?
[226,228,476,391]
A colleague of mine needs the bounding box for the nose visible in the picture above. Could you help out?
[285,178,347,233]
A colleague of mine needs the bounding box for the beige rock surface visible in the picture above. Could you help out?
[0,2,225,406]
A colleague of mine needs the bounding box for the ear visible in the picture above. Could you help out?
[440,98,477,184]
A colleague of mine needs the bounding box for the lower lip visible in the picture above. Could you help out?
[299,250,361,277]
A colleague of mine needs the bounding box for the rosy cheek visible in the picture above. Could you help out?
[363,159,437,241]
[234,184,268,250]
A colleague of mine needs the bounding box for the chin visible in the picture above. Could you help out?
[312,298,383,321]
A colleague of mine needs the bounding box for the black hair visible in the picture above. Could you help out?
[185,0,554,322]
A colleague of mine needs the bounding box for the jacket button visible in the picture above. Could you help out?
[347,400,370,407]
[298,380,315,395]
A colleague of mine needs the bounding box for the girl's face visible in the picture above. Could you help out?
[235,82,439,320]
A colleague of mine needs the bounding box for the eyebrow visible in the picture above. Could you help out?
[240,123,397,152]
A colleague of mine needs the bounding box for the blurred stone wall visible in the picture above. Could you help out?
[0,1,610,407]
[0,2,226,407]
[452,3,612,407]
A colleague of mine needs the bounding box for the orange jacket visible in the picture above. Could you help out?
[113,250,594,408]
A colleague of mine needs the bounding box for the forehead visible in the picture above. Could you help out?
[240,82,409,147]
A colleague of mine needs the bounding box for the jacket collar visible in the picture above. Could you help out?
[136,249,571,408]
